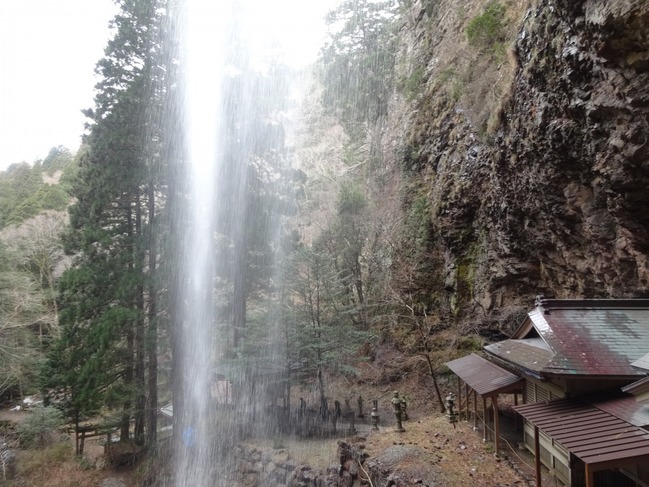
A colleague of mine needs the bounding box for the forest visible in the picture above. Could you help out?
[2,0,649,485]
[1,0,413,439]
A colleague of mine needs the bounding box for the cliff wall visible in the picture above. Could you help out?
[393,0,649,333]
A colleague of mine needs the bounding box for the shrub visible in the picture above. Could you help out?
[16,406,64,448]
[456,334,485,352]
[466,2,507,50]
[15,443,103,487]
[403,66,426,100]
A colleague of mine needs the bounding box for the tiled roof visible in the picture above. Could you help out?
[445,353,524,397]
[622,376,649,400]
[484,339,553,375]
[515,398,649,467]
[587,392,649,427]
[487,299,649,377]
[632,352,649,371]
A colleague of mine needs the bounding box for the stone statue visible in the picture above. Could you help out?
[331,400,342,435]
[334,400,342,420]
[321,398,329,420]
[391,391,405,432]
[446,392,458,428]
[357,395,365,418]
[299,397,306,419]
[400,394,409,421]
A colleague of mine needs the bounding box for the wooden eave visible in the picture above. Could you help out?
[514,398,649,471]
[446,353,524,398]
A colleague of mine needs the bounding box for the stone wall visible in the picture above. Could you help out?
[230,440,373,487]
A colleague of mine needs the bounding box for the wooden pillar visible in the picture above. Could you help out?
[585,463,594,487]
[534,426,542,487]
[482,396,488,441]
[523,383,528,404]
[513,393,520,431]
[458,378,463,421]
[493,396,499,456]
[473,390,478,429]
[252,378,256,423]
[465,384,470,423]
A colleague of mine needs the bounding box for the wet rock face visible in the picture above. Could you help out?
[489,0,649,299]
[231,444,340,487]
[401,0,649,325]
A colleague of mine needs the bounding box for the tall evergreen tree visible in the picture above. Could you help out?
[0,161,68,227]
[212,50,298,351]
[285,244,374,413]
[320,0,398,140]
[43,0,170,447]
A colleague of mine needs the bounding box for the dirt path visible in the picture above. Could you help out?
[0,409,28,424]
[360,412,530,486]
[0,403,554,486]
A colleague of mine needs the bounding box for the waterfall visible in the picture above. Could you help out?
[170,1,337,484]
[172,1,227,485]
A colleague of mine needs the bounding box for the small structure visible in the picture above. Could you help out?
[445,353,523,455]
[622,352,649,401]
[448,298,649,487]
[515,395,649,487]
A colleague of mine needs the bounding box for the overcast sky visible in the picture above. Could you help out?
[0,0,118,170]
[0,0,338,172]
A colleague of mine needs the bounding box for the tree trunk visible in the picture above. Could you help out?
[168,162,187,453]
[122,204,135,442]
[317,364,327,419]
[122,324,134,441]
[134,188,146,445]
[146,182,158,447]
[170,317,185,449]
[424,352,446,413]
[232,246,247,348]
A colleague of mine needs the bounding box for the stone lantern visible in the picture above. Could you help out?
[357,395,365,418]
[370,399,380,430]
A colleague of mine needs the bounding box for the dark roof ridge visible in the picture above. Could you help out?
[535,296,649,311]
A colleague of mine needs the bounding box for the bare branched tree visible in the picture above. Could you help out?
[387,279,447,413]
[1,210,69,340]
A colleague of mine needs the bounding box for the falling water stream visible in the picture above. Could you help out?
[172,1,337,484]
[173,1,226,485]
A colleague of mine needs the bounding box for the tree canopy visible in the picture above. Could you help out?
[43,0,171,445]
[0,158,72,228]
[320,0,399,138]
[31,0,416,458]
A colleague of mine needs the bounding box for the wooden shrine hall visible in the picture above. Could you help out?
[445,353,524,456]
